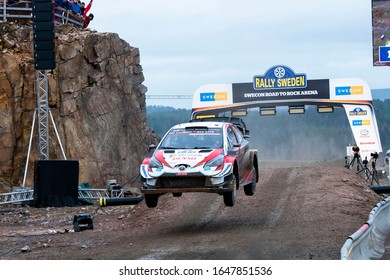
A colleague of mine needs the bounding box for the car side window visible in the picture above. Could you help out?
[227,126,239,147]
[232,125,243,144]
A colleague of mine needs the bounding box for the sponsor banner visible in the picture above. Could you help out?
[329,78,372,101]
[379,46,390,62]
[335,86,364,96]
[192,77,373,110]
[192,84,233,109]
[253,65,307,90]
[232,79,329,103]
[343,104,381,159]
[349,107,368,116]
[200,92,228,102]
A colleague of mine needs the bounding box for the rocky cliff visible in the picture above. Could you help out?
[0,22,157,192]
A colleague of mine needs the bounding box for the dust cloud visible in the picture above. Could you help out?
[243,107,354,162]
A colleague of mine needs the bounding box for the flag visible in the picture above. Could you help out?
[83,0,93,16]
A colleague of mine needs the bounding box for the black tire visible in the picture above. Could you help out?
[144,194,159,208]
[223,174,237,207]
[172,192,182,197]
[244,168,257,196]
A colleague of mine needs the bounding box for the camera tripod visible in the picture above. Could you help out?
[347,154,379,185]
[347,153,363,170]
[367,156,380,185]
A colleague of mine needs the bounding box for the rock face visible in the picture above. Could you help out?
[0,22,157,191]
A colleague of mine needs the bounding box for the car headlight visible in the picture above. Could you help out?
[149,156,163,169]
[204,155,224,169]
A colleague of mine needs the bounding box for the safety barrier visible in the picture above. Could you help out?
[340,196,390,259]
[1,1,83,27]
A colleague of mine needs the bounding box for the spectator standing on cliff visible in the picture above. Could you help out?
[58,0,73,9]
[83,13,93,28]
[60,0,73,10]
[79,2,86,14]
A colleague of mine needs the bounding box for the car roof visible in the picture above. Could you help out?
[171,122,227,129]
[190,117,247,132]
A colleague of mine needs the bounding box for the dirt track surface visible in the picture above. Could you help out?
[0,161,385,260]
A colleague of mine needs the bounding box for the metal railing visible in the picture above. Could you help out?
[1,1,83,27]
[53,6,84,27]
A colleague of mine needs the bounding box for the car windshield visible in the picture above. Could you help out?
[159,127,223,149]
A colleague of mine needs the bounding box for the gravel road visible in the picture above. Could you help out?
[0,161,384,260]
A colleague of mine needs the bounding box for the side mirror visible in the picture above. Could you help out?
[244,130,250,138]
[148,144,157,153]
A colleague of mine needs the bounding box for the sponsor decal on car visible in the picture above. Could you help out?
[141,165,148,177]
[170,156,199,161]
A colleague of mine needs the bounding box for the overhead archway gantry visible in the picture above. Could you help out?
[191,65,382,160]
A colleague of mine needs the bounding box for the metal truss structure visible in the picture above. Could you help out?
[0,188,34,205]
[0,188,125,205]
[36,70,50,160]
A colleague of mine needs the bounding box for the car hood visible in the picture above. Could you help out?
[155,148,223,168]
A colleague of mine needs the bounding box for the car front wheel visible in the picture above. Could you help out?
[223,174,237,207]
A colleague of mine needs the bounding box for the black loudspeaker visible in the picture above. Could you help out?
[33,12,54,22]
[34,31,55,41]
[33,160,79,207]
[34,40,55,50]
[33,21,54,31]
[34,60,56,70]
[34,50,56,60]
[32,0,55,70]
[32,1,53,11]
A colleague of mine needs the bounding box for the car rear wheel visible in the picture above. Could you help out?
[145,194,159,208]
[244,168,257,196]
[223,174,237,207]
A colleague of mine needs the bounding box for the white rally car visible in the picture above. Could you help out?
[140,120,258,208]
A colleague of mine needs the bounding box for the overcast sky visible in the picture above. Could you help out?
[88,0,390,108]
